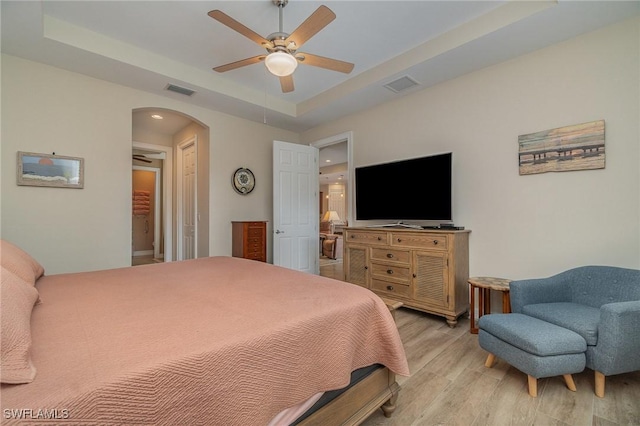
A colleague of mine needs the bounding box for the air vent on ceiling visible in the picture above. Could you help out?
[384,76,420,93]
[165,84,196,97]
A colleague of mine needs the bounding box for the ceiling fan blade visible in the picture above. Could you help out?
[297,53,354,74]
[139,152,166,160]
[280,75,294,93]
[208,10,271,48]
[133,156,152,164]
[286,5,335,50]
[213,55,265,73]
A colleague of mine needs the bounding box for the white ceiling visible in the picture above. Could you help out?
[2,1,638,133]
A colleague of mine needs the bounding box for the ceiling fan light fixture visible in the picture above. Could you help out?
[265,51,298,77]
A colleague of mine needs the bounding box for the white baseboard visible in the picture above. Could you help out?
[133,250,154,257]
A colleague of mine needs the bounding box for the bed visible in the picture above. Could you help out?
[0,240,409,425]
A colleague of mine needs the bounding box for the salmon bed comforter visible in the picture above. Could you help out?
[1,256,408,425]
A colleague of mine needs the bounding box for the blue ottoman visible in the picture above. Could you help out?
[478,313,587,397]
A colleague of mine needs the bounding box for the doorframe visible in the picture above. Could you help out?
[176,136,198,261]
[310,131,354,225]
[132,165,161,259]
[132,141,173,262]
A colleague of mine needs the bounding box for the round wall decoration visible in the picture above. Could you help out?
[232,167,255,194]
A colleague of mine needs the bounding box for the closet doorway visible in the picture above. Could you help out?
[311,132,353,279]
[132,143,172,266]
[131,108,210,265]
[132,166,161,263]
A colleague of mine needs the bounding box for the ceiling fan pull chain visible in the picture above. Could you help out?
[263,69,268,125]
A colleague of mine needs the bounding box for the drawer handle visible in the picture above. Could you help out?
[386,285,394,291]
[386,253,394,259]
[364,266,368,270]
[433,240,438,245]
[377,237,382,241]
[413,273,417,278]
[351,235,355,238]
[397,238,402,243]
[387,269,394,275]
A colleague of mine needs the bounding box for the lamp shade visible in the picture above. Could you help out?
[264,51,298,77]
[322,210,340,222]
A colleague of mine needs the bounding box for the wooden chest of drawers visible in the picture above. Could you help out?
[232,221,267,262]
[344,227,470,327]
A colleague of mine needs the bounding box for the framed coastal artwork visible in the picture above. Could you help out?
[518,120,605,175]
[17,152,84,189]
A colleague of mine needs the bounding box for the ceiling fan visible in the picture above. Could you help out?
[208,0,354,93]
[133,152,166,163]
[133,154,152,163]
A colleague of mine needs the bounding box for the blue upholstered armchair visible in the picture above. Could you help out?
[510,266,640,397]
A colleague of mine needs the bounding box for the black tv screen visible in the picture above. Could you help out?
[355,152,452,221]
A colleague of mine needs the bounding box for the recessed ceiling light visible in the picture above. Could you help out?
[151,114,163,120]
[325,159,331,163]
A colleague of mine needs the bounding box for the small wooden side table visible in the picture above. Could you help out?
[469,277,512,334]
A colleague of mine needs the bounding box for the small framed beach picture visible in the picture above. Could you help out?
[518,120,605,175]
[17,152,84,189]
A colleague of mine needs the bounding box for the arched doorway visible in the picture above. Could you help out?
[131,108,210,264]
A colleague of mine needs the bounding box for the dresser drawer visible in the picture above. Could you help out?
[390,232,448,250]
[247,244,263,253]
[371,279,410,297]
[247,228,263,238]
[345,230,388,246]
[246,252,265,261]
[371,247,410,263]
[370,262,411,282]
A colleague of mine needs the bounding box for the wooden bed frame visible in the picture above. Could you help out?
[300,367,399,425]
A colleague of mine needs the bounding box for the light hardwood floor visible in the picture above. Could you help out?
[131,255,163,266]
[319,263,640,426]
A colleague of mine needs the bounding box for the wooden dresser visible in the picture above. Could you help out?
[344,227,470,327]
[232,221,267,262]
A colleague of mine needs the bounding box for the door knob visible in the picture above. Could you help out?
[275,230,285,234]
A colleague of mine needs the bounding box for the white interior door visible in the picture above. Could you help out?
[178,137,197,260]
[273,140,319,273]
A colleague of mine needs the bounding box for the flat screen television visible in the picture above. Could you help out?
[355,152,452,222]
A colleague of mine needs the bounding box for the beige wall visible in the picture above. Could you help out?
[302,18,640,279]
[1,54,298,274]
[2,17,638,277]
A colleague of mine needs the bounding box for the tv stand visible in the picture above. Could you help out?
[367,221,423,230]
[344,227,470,327]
